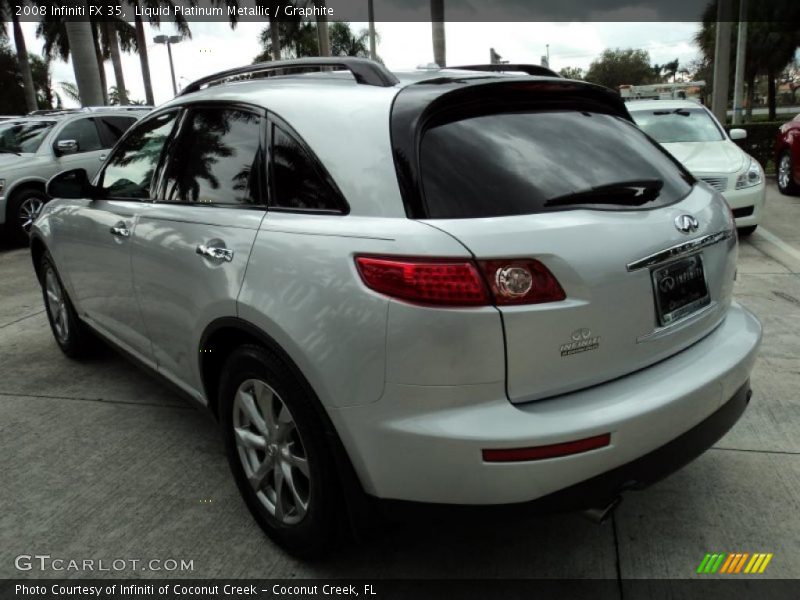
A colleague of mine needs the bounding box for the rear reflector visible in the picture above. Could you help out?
[355,257,489,306]
[355,255,565,307]
[482,433,611,462]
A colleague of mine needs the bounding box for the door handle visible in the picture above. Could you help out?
[109,223,130,237]
[196,244,234,262]
[99,155,107,161]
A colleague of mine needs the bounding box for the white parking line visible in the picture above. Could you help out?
[751,227,800,273]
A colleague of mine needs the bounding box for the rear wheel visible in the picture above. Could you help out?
[9,188,47,244]
[219,345,341,557]
[777,151,799,195]
[40,254,97,358]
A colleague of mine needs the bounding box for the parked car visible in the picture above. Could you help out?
[0,107,150,243]
[31,59,761,556]
[775,113,800,195]
[627,99,766,236]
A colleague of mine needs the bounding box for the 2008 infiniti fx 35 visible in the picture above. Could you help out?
[30,58,761,556]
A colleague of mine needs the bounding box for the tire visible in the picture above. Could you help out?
[777,151,799,196]
[219,344,341,557]
[40,253,97,358]
[8,188,47,245]
[737,225,757,237]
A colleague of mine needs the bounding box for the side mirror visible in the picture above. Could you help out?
[54,139,79,156]
[729,128,747,141]
[47,169,95,199]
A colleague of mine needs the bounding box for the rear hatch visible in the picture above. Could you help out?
[391,78,738,403]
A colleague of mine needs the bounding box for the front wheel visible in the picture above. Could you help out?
[9,188,47,244]
[737,225,757,237]
[777,151,799,196]
[219,345,341,557]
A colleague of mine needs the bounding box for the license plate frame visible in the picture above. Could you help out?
[651,254,711,326]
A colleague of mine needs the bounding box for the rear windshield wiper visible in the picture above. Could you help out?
[544,179,664,208]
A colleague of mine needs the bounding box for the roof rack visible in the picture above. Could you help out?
[448,64,561,78]
[27,106,152,117]
[180,57,400,96]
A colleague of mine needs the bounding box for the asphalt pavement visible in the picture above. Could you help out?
[0,182,798,582]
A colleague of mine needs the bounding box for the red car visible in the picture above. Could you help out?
[776,113,800,195]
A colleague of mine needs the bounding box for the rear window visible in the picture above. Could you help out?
[419,110,693,219]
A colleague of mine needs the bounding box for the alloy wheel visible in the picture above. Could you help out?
[44,267,69,343]
[19,196,44,232]
[778,154,792,190]
[233,378,311,525]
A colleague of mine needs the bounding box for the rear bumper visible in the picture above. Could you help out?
[329,302,761,504]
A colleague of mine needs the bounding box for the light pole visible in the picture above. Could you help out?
[153,34,182,97]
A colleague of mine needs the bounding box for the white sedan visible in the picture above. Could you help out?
[628,99,765,235]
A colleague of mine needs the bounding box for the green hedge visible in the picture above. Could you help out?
[728,122,782,170]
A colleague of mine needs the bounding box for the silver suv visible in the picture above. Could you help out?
[0,107,148,242]
[30,58,761,556]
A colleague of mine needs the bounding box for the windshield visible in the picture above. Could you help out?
[0,121,56,153]
[419,110,692,219]
[629,107,725,143]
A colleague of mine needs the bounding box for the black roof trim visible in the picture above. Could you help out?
[180,57,400,96]
[448,64,561,78]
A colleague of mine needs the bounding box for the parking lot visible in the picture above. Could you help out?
[1,181,798,582]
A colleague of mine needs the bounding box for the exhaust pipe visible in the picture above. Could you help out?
[581,496,621,524]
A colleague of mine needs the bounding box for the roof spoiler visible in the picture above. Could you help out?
[449,64,561,78]
[180,57,400,96]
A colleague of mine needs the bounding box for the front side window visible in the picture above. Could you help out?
[162,107,263,205]
[57,118,103,153]
[629,107,725,143]
[99,111,178,199]
[0,120,55,153]
[270,124,344,212]
[420,110,693,219]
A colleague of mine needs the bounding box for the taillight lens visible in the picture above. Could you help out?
[355,257,490,306]
[356,256,566,307]
[479,259,566,305]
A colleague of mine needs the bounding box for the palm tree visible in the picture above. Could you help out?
[0,0,37,112]
[64,16,104,105]
[430,0,446,67]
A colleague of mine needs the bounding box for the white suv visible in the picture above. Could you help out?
[0,108,149,243]
[30,59,761,556]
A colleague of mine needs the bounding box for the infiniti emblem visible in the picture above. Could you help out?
[675,214,699,234]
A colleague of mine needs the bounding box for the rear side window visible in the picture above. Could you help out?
[270,124,345,212]
[57,118,102,153]
[97,116,138,148]
[420,111,693,219]
[163,107,263,205]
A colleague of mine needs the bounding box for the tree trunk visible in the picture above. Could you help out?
[106,22,128,104]
[64,18,105,106]
[745,74,755,121]
[430,0,446,67]
[314,1,330,56]
[134,3,155,105]
[269,17,281,61]
[767,66,776,121]
[91,25,109,105]
[11,11,38,113]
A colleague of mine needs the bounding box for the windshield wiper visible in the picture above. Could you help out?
[0,148,21,155]
[544,179,664,208]
[653,108,691,117]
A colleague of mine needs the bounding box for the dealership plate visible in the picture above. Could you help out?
[651,254,710,326]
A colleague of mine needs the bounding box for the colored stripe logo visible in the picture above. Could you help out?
[697,552,773,574]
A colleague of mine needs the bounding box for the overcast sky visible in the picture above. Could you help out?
[16,21,702,107]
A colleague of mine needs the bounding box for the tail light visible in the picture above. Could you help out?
[355,256,564,307]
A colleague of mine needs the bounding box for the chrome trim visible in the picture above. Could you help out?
[626,229,734,272]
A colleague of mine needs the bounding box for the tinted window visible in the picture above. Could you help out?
[163,108,262,205]
[629,107,725,143]
[58,118,102,153]
[100,111,178,199]
[420,111,692,219]
[98,116,138,148]
[0,121,55,153]
[271,124,343,211]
